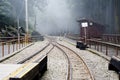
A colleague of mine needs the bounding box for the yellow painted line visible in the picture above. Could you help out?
[15,63,38,78]
[3,63,38,80]
[3,64,28,80]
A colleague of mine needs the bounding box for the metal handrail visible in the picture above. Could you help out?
[88,39,120,56]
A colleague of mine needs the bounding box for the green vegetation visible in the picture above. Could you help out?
[0,0,25,37]
[0,0,48,38]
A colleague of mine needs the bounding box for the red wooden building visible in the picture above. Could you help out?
[77,19,105,39]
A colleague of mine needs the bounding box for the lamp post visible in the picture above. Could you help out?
[25,0,29,43]
[81,22,88,43]
[17,18,20,48]
[34,15,36,31]
[16,1,24,47]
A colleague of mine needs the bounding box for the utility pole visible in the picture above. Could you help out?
[34,15,36,31]
[16,1,24,48]
[25,0,29,43]
[17,17,20,48]
[81,22,88,44]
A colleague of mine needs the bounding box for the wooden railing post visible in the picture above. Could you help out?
[116,47,118,56]
[97,43,99,51]
[100,44,102,52]
[8,42,10,54]
[13,42,15,52]
[0,36,32,58]
[2,42,4,57]
[21,39,24,47]
[89,41,91,48]
[106,45,108,55]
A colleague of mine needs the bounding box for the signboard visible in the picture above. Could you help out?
[81,22,88,27]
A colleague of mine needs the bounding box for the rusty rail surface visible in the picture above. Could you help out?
[88,39,120,57]
[0,37,31,57]
[56,42,94,80]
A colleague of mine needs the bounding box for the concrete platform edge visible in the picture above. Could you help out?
[87,48,111,61]
[63,38,111,61]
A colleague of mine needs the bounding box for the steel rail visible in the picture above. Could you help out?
[56,42,95,80]
[25,43,54,63]
[34,45,54,63]
[55,44,71,80]
[0,41,50,64]
[17,43,50,64]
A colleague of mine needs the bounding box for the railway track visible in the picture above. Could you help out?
[57,38,120,80]
[1,42,52,64]
[54,42,94,80]
[0,41,54,80]
[23,44,54,63]
[0,37,95,80]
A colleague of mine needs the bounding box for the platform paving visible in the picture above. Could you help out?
[0,64,22,80]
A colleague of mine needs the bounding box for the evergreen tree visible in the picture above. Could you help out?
[0,0,25,37]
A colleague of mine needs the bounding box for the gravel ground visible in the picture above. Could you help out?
[57,39,119,80]
[1,40,49,64]
[41,47,68,80]
[58,44,93,80]
[1,37,118,80]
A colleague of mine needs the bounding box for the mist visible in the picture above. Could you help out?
[1,0,119,37]
[35,0,79,35]
[34,0,120,34]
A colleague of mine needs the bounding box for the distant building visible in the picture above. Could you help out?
[77,19,105,39]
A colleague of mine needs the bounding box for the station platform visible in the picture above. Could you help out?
[0,64,22,80]
[1,63,39,80]
[0,55,47,80]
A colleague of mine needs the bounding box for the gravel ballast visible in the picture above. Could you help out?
[58,39,119,80]
[41,47,68,80]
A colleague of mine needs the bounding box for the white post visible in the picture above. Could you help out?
[81,22,88,43]
[25,0,28,33]
[25,0,29,43]
[17,18,20,48]
[84,27,87,43]
[34,15,36,30]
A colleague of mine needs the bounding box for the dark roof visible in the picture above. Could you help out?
[77,19,92,23]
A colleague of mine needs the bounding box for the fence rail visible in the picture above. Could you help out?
[87,39,120,57]
[66,34,120,57]
[0,37,30,57]
[102,34,120,44]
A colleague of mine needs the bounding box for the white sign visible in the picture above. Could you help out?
[81,22,88,27]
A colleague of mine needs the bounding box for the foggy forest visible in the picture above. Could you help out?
[0,0,120,37]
